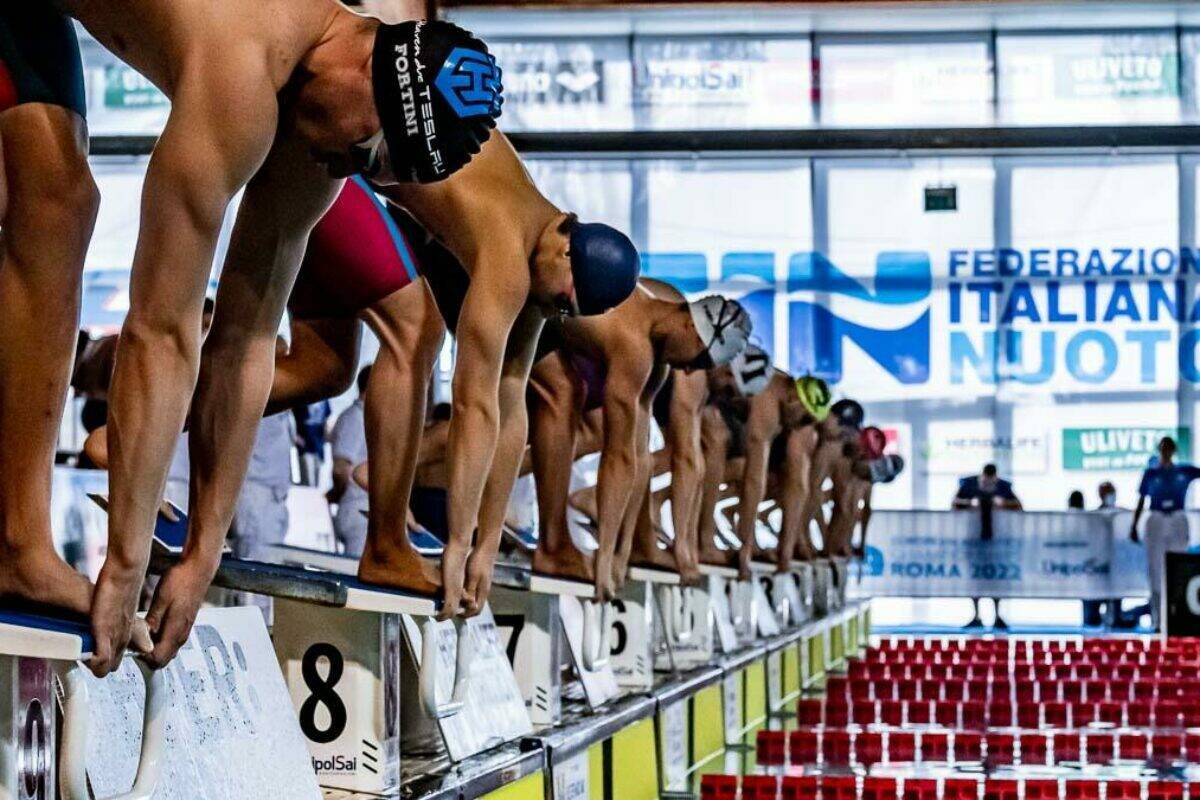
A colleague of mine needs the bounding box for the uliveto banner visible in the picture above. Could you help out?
[850,508,1166,599]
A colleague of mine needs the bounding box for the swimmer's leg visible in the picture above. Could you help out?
[358,280,445,594]
[0,104,97,615]
[530,355,594,583]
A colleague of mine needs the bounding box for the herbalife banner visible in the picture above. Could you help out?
[851,509,1166,599]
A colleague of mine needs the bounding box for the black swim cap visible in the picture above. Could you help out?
[830,399,864,429]
[569,222,640,316]
[371,21,502,184]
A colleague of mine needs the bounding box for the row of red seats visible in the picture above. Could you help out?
[758,728,1200,766]
[832,675,1200,703]
[873,638,1200,655]
[859,651,1200,671]
[806,696,1200,729]
[701,774,1198,800]
[849,659,1198,682]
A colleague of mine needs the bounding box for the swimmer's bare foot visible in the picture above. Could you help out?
[753,545,778,565]
[358,535,442,596]
[629,538,679,573]
[532,542,595,585]
[0,543,92,616]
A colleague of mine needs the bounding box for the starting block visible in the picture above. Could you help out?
[0,604,319,800]
[258,546,531,785]
[87,497,527,796]
[489,568,619,726]
[700,563,740,655]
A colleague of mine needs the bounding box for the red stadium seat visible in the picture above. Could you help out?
[1024,779,1059,800]
[1053,733,1081,763]
[1104,781,1140,800]
[700,774,739,800]
[1120,733,1149,761]
[824,730,852,765]
[889,731,916,762]
[864,777,898,800]
[984,779,1019,800]
[1084,733,1114,765]
[742,775,780,800]
[908,701,932,725]
[943,778,979,800]
[797,699,823,725]
[1021,733,1049,765]
[1152,734,1184,761]
[1147,783,1184,800]
[922,731,949,761]
[757,730,786,764]
[789,729,819,763]
[1064,780,1100,800]
[955,731,983,762]
[903,778,937,800]
[782,776,820,800]
[985,733,1015,765]
[857,732,884,766]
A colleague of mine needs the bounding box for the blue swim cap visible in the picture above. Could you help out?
[569,222,640,316]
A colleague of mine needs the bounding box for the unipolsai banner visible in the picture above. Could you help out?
[851,509,1166,599]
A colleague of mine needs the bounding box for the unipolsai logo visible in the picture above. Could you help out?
[787,252,932,385]
[435,47,503,118]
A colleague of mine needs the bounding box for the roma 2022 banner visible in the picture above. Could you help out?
[852,509,1165,599]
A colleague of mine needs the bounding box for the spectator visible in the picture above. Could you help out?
[1098,481,1117,510]
[329,366,371,556]
[292,399,332,486]
[1130,436,1200,631]
[954,463,1022,630]
[1068,490,1085,510]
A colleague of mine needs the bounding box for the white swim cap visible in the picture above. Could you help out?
[688,296,751,368]
[729,344,772,397]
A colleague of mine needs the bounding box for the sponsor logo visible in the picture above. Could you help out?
[436,47,503,118]
[863,545,885,577]
[1062,426,1191,471]
[312,754,357,774]
[1041,558,1111,577]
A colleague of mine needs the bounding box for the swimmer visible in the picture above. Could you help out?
[0,5,103,639]
[823,426,885,558]
[526,283,750,600]
[797,399,866,559]
[650,347,773,569]
[732,370,831,578]
[38,0,500,675]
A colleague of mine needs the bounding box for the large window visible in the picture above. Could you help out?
[632,37,813,129]
[817,37,993,127]
[997,31,1181,124]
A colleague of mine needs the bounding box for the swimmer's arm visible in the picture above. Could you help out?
[596,354,654,591]
[183,136,340,577]
[735,401,778,577]
[100,69,278,579]
[468,308,542,611]
[442,256,527,607]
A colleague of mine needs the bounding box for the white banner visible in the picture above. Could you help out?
[851,509,1180,599]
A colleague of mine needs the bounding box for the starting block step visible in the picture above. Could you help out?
[0,605,94,661]
[150,550,439,615]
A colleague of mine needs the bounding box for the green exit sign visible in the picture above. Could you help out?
[924,185,957,212]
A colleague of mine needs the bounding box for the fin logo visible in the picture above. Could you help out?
[788,252,932,385]
[639,250,932,385]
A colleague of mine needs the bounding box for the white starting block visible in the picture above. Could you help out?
[749,561,783,637]
[0,604,320,800]
[489,569,618,727]
[812,558,836,617]
[260,545,531,789]
[700,563,740,655]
